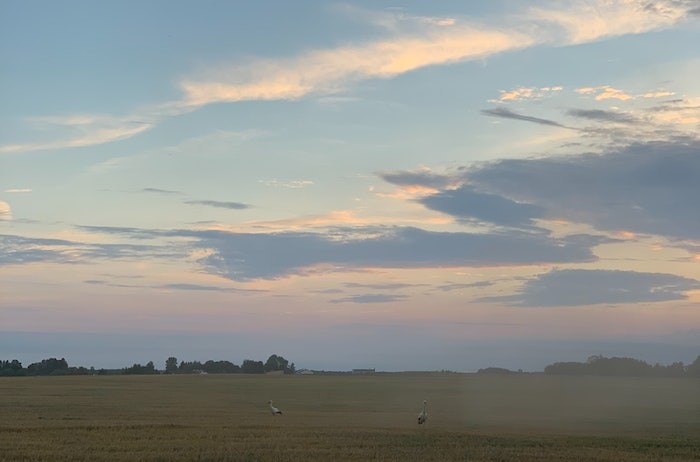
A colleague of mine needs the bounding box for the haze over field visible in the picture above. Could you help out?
[1,1,699,370]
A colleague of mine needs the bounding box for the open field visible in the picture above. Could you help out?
[1,373,698,461]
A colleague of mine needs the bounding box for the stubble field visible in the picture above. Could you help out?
[0,373,698,461]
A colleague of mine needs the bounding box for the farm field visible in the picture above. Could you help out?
[1,373,698,461]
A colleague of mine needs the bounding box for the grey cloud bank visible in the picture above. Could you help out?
[466,140,700,241]
[387,139,700,243]
[192,227,604,281]
[68,226,606,281]
[482,269,700,306]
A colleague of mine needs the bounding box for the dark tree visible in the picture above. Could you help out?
[241,359,265,374]
[666,361,686,377]
[202,360,240,374]
[27,358,69,376]
[264,354,290,372]
[477,367,517,374]
[165,356,178,374]
[123,362,156,375]
[544,361,588,375]
[544,355,695,377]
[687,356,700,377]
[179,360,204,373]
[0,359,25,376]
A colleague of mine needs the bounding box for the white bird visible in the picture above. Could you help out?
[417,400,427,425]
[268,400,283,416]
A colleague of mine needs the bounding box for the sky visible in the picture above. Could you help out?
[1,0,699,372]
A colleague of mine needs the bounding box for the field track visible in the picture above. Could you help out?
[1,373,698,461]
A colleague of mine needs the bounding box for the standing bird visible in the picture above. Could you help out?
[417,400,427,425]
[268,400,283,416]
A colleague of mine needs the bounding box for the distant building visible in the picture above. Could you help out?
[296,369,314,375]
[351,368,375,374]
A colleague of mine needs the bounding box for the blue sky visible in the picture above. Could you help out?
[1,0,699,371]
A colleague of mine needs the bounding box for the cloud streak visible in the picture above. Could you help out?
[0,116,153,154]
[481,108,572,128]
[180,25,534,106]
[566,108,638,124]
[185,200,251,210]
[330,294,408,304]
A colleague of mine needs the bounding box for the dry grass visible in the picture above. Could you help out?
[1,373,698,461]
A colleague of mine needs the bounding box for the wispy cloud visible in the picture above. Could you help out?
[258,179,314,189]
[240,209,451,231]
[647,96,700,126]
[641,90,676,98]
[329,294,408,304]
[345,282,425,290]
[576,85,634,101]
[333,4,457,33]
[180,26,534,106]
[436,281,493,292]
[575,85,675,101]
[157,283,261,293]
[484,86,700,144]
[4,188,32,193]
[141,188,183,195]
[528,0,689,44]
[0,115,153,154]
[185,200,251,210]
[490,86,563,103]
[0,233,184,265]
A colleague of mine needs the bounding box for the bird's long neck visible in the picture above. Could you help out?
[422,401,426,412]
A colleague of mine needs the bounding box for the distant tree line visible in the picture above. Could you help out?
[0,354,295,377]
[477,367,524,375]
[0,358,93,376]
[165,354,295,375]
[4,354,699,377]
[544,355,700,378]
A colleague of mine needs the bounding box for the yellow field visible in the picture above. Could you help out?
[1,373,698,461]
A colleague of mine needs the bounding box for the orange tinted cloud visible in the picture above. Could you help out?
[0,201,11,220]
[181,27,534,106]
